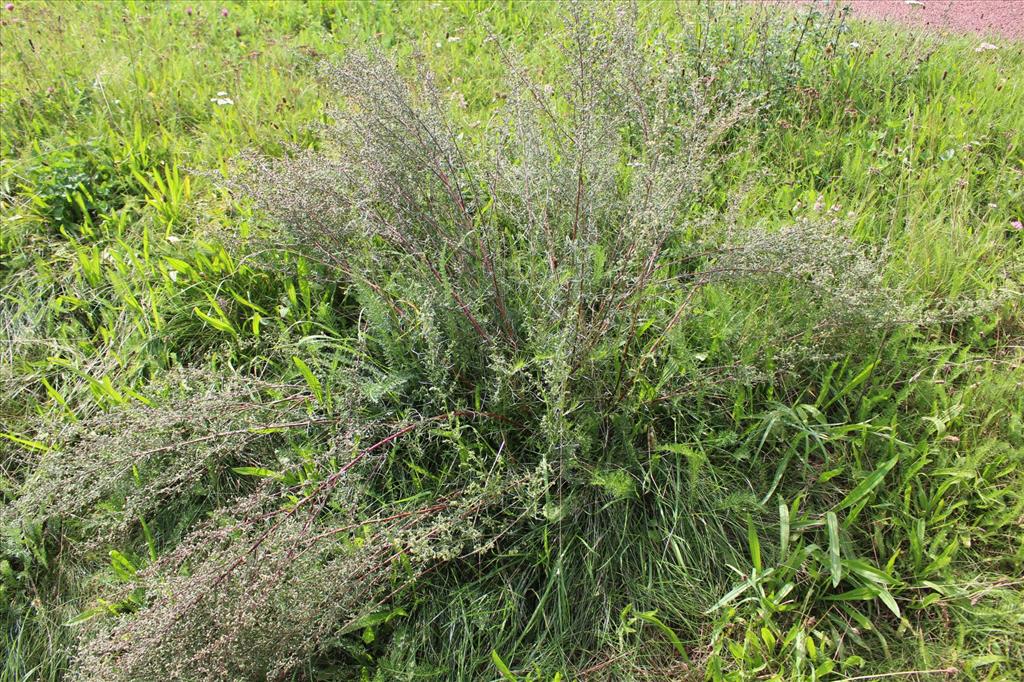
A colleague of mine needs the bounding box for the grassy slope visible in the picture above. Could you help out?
[1,1,1022,680]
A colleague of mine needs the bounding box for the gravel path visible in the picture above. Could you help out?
[846,1,1024,41]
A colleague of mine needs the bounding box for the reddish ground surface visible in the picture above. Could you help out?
[845,1,1024,41]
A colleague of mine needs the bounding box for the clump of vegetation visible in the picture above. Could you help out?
[2,2,1022,681]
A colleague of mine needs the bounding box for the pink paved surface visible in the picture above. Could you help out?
[845,1,1024,41]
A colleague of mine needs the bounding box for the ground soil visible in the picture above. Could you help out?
[845,0,1023,41]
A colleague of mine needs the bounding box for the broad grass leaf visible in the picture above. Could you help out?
[292,356,323,404]
[837,455,898,524]
[827,511,842,588]
[747,515,762,572]
[491,650,515,681]
[232,466,284,480]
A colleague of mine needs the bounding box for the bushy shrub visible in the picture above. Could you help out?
[9,4,924,680]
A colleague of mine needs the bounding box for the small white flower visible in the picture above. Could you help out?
[849,41,860,49]
[975,42,999,52]
[210,96,234,106]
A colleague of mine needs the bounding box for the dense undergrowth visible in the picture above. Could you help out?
[1,2,1022,681]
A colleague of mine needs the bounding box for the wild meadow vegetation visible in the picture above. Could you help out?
[1,1,1022,680]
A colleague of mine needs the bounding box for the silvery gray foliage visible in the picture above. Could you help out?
[3,369,318,545]
[713,220,909,332]
[73,471,538,681]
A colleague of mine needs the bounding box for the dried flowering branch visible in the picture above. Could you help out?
[3,371,324,545]
[189,409,510,617]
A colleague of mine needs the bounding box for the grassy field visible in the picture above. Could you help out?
[1,1,1022,680]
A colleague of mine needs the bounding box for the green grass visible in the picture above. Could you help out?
[1,1,1022,680]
